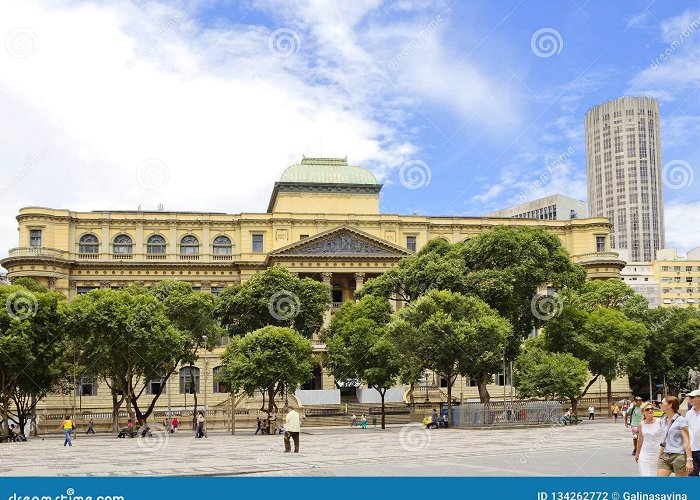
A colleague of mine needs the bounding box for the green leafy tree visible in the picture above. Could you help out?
[217,326,314,416]
[387,290,511,424]
[66,286,198,424]
[357,239,465,303]
[216,266,331,338]
[543,306,648,412]
[0,282,68,436]
[325,295,400,429]
[515,338,589,402]
[627,307,700,396]
[360,227,585,402]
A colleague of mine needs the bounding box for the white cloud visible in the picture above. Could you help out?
[0,1,524,259]
[664,199,700,254]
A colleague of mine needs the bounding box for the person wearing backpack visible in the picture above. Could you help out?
[626,396,644,455]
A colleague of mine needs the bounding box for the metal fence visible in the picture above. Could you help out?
[451,401,563,427]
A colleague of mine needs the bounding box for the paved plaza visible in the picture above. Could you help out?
[0,420,642,477]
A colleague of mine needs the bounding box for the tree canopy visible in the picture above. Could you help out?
[216,266,331,337]
[325,295,400,428]
[388,290,511,420]
[217,325,314,415]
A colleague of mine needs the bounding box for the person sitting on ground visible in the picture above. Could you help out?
[140,420,151,437]
[10,424,27,442]
[261,418,271,435]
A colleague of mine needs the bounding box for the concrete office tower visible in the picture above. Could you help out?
[585,96,666,261]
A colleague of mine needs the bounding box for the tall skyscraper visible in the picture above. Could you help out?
[585,96,665,262]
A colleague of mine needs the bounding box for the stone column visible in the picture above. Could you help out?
[135,222,144,259]
[169,223,177,262]
[321,272,333,331]
[354,272,366,292]
[202,223,210,262]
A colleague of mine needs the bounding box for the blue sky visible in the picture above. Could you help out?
[1,0,699,256]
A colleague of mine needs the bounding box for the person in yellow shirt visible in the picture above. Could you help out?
[611,403,620,423]
[59,415,73,447]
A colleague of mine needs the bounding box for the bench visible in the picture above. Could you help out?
[117,428,138,438]
[561,415,583,425]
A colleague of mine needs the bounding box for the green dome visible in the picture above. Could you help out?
[280,157,378,185]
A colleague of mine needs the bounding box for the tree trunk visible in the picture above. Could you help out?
[379,388,386,430]
[570,396,578,417]
[110,391,122,432]
[477,372,491,403]
[30,395,38,437]
[606,377,613,412]
[409,382,415,405]
[447,377,453,427]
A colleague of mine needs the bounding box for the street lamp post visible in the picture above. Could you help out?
[72,350,77,441]
[203,336,208,415]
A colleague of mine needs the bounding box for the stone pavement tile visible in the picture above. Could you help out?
[0,421,640,477]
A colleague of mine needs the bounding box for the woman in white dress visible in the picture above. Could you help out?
[635,401,662,476]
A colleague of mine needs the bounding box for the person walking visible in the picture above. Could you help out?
[59,415,73,447]
[284,406,301,453]
[611,403,620,423]
[254,417,262,435]
[626,397,644,455]
[657,396,693,477]
[351,414,357,427]
[361,414,367,429]
[588,405,595,420]
[196,411,207,438]
[86,419,95,434]
[635,401,662,476]
[684,389,700,476]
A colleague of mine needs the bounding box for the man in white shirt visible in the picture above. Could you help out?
[284,406,302,453]
[686,389,700,476]
[588,406,595,420]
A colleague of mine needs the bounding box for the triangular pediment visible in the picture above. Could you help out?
[269,226,412,257]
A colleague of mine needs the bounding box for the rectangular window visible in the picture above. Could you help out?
[29,229,42,247]
[596,236,606,253]
[252,234,264,253]
[661,266,670,271]
[687,267,693,272]
[77,286,97,294]
[300,235,309,240]
[406,236,417,252]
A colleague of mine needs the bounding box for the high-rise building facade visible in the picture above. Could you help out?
[585,96,666,262]
[485,194,586,221]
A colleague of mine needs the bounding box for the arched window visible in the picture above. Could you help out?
[179,366,200,394]
[113,234,133,254]
[79,234,99,254]
[213,366,228,393]
[180,235,199,255]
[147,235,166,254]
[212,235,232,255]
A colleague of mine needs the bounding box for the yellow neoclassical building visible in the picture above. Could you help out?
[1,157,628,420]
